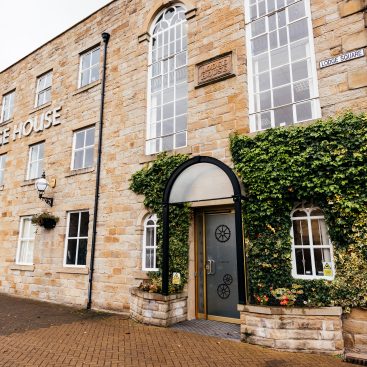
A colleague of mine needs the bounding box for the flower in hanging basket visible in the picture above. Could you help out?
[31,212,59,230]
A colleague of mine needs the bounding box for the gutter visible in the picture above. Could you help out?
[87,31,110,310]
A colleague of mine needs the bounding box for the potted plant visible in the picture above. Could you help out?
[32,212,59,230]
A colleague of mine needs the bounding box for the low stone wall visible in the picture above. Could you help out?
[130,287,187,327]
[343,308,367,362]
[238,305,343,355]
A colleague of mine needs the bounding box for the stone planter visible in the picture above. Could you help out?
[238,304,343,355]
[129,287,187,327]
[343,308,367,363]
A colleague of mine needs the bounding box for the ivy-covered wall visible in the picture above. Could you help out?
[130,153,190,293]
[230,112,367,310]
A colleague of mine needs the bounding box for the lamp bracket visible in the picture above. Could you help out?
[39,194,53,207]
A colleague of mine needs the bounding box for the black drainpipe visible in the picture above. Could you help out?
[87,32,110,310]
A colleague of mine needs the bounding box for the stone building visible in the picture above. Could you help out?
[0,0,366,326]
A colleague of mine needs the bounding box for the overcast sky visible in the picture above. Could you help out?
[0,0,113,72]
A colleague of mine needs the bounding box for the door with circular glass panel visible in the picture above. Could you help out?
[196,210,239,322]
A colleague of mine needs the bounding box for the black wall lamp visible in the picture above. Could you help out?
[35,171,53,207]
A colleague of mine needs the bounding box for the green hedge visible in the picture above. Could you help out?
[230,112,367,310]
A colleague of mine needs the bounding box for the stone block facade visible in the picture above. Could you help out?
[130,287,187,327]
[0,0,365,316]
[238,305,344,355]
[343,308,367,360]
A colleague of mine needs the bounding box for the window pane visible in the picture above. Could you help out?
[175,114,187,132]
[288,0,305,22]
[80,71,89,87]
[295,248,312,275]
[274,105,293,126]
[80,212,89,237]
[296,101,312,121]
[175,131,186,148]
[91,48,100,65]
[273,85,292,107]
[289,18,308,43]
[292,60,308,81]
[18,241,28,263]
[75,131,85,149]
[77,239,87,266]
[85,128,95,146]
[311,218,329,246]
[293,219,309,246]
[90,65,99,83]
[81,53,91,70]
[294,80,310,102]
[272,64,291,87]
[73,150,84,170]
[66,239,77,265]
[146,248,154,269]
[84,147,94,167]
[69,213,79,237]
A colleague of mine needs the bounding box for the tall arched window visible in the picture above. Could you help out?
[291,203,334,280]
[146,5,188,155]
[142,214,158,271]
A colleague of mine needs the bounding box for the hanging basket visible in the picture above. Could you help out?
[31,212,59,230]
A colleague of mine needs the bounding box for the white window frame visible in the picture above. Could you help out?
[142,214,159,271]
[0,154,6,186]
[63,210,89,267]
[16,216,36,265]
[245,0,321,132]
[78,47,100,88]
[146,5,188,155]
[35,71,52,107]
[291,203,335,280]
[26,142,44,180]
[71,127,95,170]
[1,90,15,123]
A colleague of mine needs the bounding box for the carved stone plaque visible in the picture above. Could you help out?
[196,52,235,88]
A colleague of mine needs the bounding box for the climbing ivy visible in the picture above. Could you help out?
[130,153,190,293]
[230,112,367,310]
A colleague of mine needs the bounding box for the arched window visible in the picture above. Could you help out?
[146,5,188,155]
[142,214,158,271]
[291,203,334,279]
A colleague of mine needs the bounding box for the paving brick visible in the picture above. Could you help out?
[0,294,356,367]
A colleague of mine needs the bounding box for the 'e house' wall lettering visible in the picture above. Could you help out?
[0,106,62,147]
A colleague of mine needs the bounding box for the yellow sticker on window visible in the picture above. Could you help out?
[323,262,333,277]
[172,272,181,285]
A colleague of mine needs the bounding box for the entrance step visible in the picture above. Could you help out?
[170,319,240,341]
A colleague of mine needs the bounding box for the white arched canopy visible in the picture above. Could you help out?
[169,162,234,204]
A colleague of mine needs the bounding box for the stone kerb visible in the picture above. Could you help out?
[130,287,187,327]
[238,304,344,355]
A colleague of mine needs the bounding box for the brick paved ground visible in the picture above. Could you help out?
[0,294,354,367]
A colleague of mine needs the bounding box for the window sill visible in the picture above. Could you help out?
[30,102,52,114]
[56,267,89,275]
[73,80,101,96]
[10,264,35,272]
[140,146,192,164]
[65,167,95,178]
[20,178,37,187]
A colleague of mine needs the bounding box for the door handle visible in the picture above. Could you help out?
[206,259,216,275]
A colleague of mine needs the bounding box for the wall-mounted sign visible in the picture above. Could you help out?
[319,48,365,69]
[0,106,62,147]
[196,52,235,88]
[323,262,333,277]
[172,272,181,285]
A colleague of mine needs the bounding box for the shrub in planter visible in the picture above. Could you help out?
[32,212,59,230]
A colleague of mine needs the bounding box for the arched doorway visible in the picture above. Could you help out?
[162,156,249,320]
